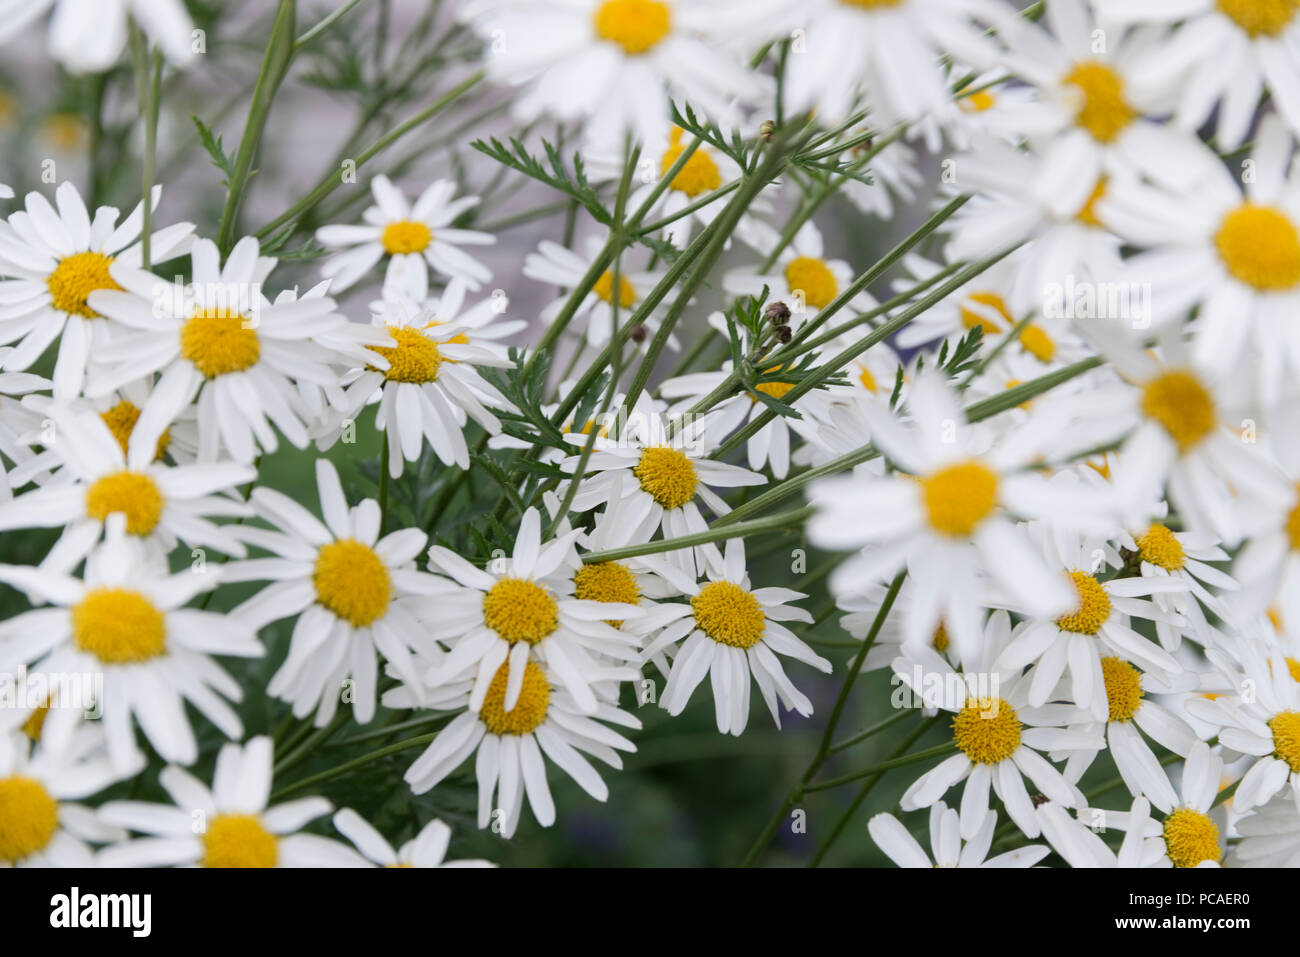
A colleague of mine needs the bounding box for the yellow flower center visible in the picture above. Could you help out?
[47,251,121,318]
[380,220,432,256]
[1217,0,1299,37]
[857,364,879,393]
[1017,324,1056,362]
[593,270,637,308]
[100,399,171,462]
[84,470,164,536]
[1270,710,1300,772]
[1140,369,1217,453]
[633,445,698,509]
[0,776,58,863]
[482,578,559,645]
[952,697,1022,765]
[593,0,671,55]
[1287,657,1300,682]
[660,128,722,198]
[1056,571,1112,635]
[313,539,392,627]
[41,113,86,151]
[919,460,999,538]
[181,308,261,379]
[1136,523,1186,571]
[1162,808,1222,868]
[1062,61,1137,143]
[1077,177,1108,227]
[959,89,997,112]
[573,561,640,627]
[481,660,550,734]
[202,814,278,868]
[784,256,838,310]
[370,325,442,383]
[691,581,766,649]
[1214,203,1300,292]
[1287,490,1300,551]
[72,587,167,664]
[932,622,950,653]
[1100,656,1144,722]
[959,290,1013,334]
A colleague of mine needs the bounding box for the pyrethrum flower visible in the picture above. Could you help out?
[641,541,831,736]
[0,182,192,399]
[225,459,443,725]
[97,737,364,867]
[86,236,360,463]
[870,801,1048,868]
[0,0,195,73]
[332,810,495,868]
[316,176,495,298]
[0,526,261,772]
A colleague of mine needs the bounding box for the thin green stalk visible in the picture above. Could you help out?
[580,506,814,564]
[128,29,162,269]
[217,0,297,255]
[271,731,441,799]
[804,742,958,793]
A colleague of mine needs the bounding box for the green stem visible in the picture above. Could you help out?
[271,731,441,799]
[804,742,958,793]
[580,505,814,564]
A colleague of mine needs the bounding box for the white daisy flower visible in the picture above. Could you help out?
[1227,790,1300,867]
[423,506,644,716]
[1077,741,1228,868]
[0,728,130,867]
[224,458,443,726]
[84,235,357,464]
[524,234,674,350]
[463,0,772,150]
[316,176,494,298]
[0,526,261,772]
[562,393,766,577]
[97,736,365,868]
[0,0,194,73]
[989,521,1191,721]
[899,662,1100,841]
[332,810,496,868]
[869,800,1049,868]
[808,370,1107,665]
[1035,796,1170,868]
[1094,0,1300,149]
[724,221,875,327]
[395,654,641,839]
[0,182,193,399]
[0,400,252,573]
[1186,638,1300,814]
[779,0,1005,127]
[318,286,516,477]
[1102,115,1300,405]
[638,540,830,735]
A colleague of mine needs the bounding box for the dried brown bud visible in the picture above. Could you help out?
[759,120,775,143]
[776,325,792,344]
[764,301,791,326]
[628,324,647,343]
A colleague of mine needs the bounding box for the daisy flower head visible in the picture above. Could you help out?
[0,399,253,574]
[332,809,495,868]
[0,182,193,399]
[319,285,517,477]
[638,540,831,736]
[778,0,1007,128]
[562,393,766,577]
[1228,790,1300,867]
[524,234,674,350]
[0,727,130,867]
[808,369,1110,665]
[1078,741,1228,868]
[424,506,644,717]
[463,0,773,151]
[316,176,495,298]
[724,220,875,328]
[0,524,262,772]
[84,235,363,464]
[989,522,1192,722]
[225,458,442,726]
[1186,638,1300,815]
[397,653,641,839]
[899,657,1100,840]
[1094,0,1300,149]
[0,0,194,73]
[1102,115,1300,405]
[97,736,365,868]
[870,800,1049,868]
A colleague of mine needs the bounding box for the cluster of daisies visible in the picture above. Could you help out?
[2,0,1300,869]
